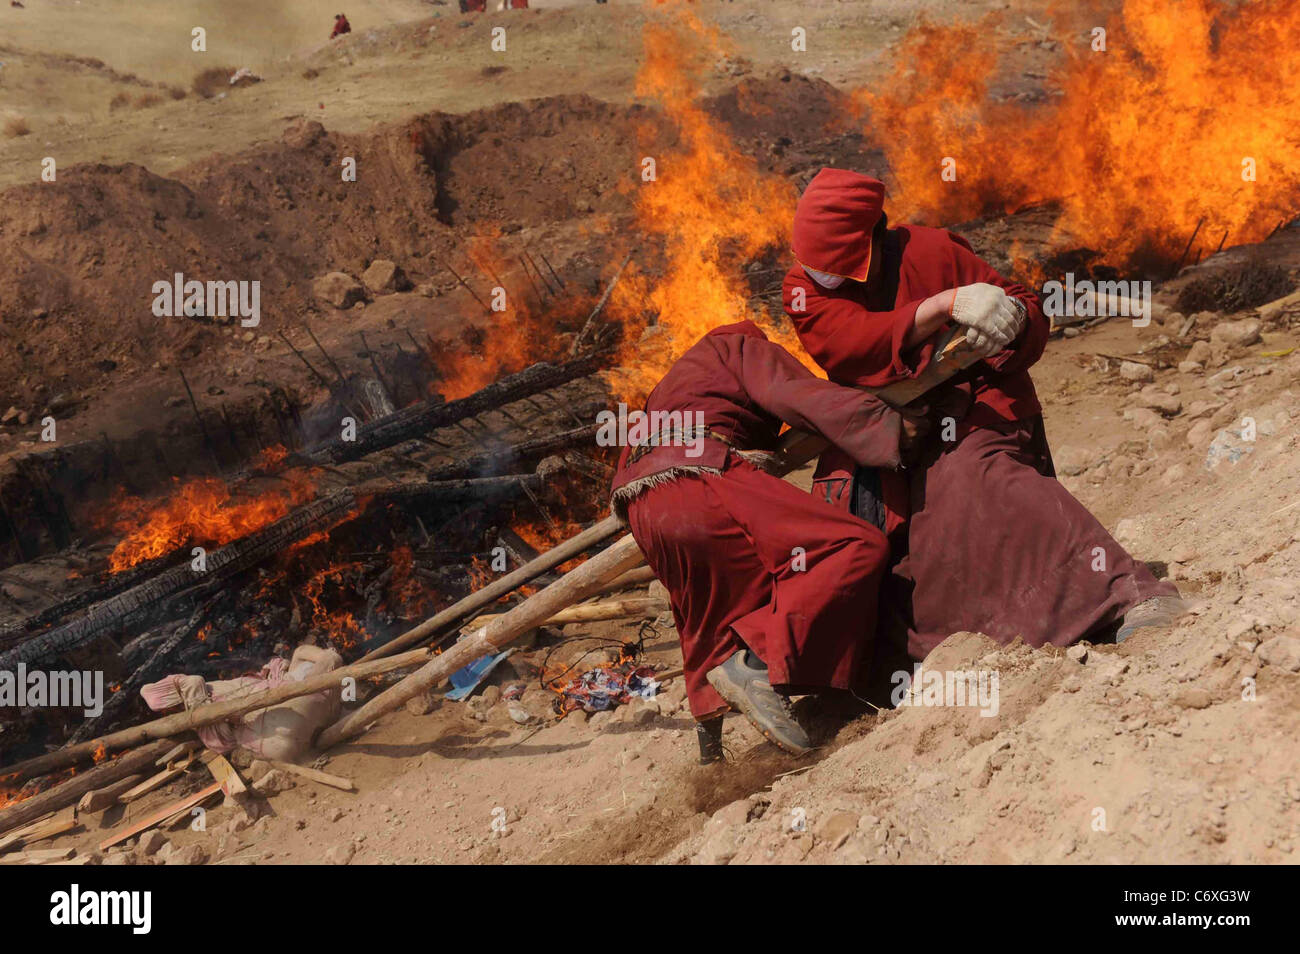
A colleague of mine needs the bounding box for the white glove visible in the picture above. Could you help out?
[950,283,1025,357]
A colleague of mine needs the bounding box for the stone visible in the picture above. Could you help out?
[1258,636,1300,673]
[1066,644,1089,664]
[361,259,410,294]
[628,698,660,725]
[1054,446,1092,476]
[1186,340,1212,366]
[1210,318,1262,351]
[169,843,211,866]
[325,841,357,865]
[1173,687,1212,709]
[252,769,295,795]
[1119,361,1155,383]
[312,271,367,308]
[1136,388,1181,416]
[816,811,859,851]
[405,692,437,716]
[1186,419,1214,448]
[138,830,168,857]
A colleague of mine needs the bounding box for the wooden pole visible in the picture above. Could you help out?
[570,249,635,355]
[464,596,667,631]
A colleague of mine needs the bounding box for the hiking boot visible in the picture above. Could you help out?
[1116,595,1188,643]
[706,650,813,755]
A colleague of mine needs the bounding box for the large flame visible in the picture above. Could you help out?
[103,465,317,573]
[606,1,812,403]
[857,0,1300,269]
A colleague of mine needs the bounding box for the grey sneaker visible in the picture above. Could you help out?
[1116,595,1188,643]
[706,650,813,755]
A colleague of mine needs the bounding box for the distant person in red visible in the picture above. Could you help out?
[331,13,351,39]
[610,320,914,759]
[781,168,1183,663]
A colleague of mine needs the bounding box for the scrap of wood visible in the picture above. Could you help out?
[154,741,200,766]
[0,846,76,864]
[98,781,222,852]
[119,755,196,804]
[268,760,354,792]
[0,804,77,853]
[199,751,247,797]
[76,774,146,814]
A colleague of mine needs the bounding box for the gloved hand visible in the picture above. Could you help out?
[949,283,1025,357]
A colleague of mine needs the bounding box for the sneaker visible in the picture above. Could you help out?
[1116,595,1188,643]
[706,650,813,755]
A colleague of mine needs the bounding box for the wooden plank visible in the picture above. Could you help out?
[0,804,77,853]
[98,781,222,852]
[268,760,354,792]
[464,596,667,632]
[118,756,195,804]
[198,751,247,796]
[0,846,76,864]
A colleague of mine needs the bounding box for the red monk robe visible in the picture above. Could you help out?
[610,321,904,720]
[782,168,1177,659]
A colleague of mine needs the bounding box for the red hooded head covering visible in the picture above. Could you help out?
[791,168,886,283]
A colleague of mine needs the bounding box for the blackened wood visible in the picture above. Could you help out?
[424,424,598,481]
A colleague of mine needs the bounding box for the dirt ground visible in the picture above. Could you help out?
[3,0,1299,866]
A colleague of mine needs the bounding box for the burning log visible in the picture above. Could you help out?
[423,424,599,482]
[0,492,356,671]
[306,355,604,464]
[0,739,175,838]
[365,474,542,504]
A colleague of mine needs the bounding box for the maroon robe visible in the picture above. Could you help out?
[611,321,902,718]
[783,182,1175,658]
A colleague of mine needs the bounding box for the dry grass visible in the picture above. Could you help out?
[192,66,236,100]
[3,116,31,138]
[1176,255,1296,314]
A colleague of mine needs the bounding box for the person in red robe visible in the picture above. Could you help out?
[610,320,911,759]
[331,14,351,39]
[782,168,1183,664]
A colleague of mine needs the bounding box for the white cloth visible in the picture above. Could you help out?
[803,266,846,290]
[950,283,1025,356]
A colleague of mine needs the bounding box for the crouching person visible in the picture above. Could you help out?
[610,320,908,760]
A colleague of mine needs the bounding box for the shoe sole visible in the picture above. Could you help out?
[707,666,813,756]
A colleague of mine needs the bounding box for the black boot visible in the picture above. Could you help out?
[696,717,724,765]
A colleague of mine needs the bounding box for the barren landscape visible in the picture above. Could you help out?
[1,0,1298,868]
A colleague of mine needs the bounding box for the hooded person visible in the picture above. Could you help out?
[782,168,1183,663]
[331,13,351,39]
[610,320,916,760]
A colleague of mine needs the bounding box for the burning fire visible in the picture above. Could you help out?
[856,0,1300,270]
[103,463,317,573]
[605,1,813,403]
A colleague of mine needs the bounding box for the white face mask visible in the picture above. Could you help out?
[803,267,845,290]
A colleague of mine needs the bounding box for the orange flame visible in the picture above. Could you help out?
[857,0,1300,269]
[605,1,813,404]
[103,467,317,573]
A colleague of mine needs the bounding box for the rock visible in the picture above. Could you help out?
[1205,427,1254,470]
[361,259,410,294]
[1054,446,1092,476]
[1177,360,1201,374]
[1173,687,1212,709]
[1258,636,1300,672]
[1,406,20,425]
[1186,419,1214,448]
[1258,289,1300,323]
[252,769,294,795]
[1185,340,1212,366]
[1066,644,1089,664]
[169,843,210,866]
[628,698,661,725]
[312,271,367,309]
[588,709,613,730]
[405,692,437,716]
[648,580,669,601]
[816,811,859,851]
[1210,318,1262,352]
[247,759,271,781]
[102,851,137,866]
[325,841,357,865]
[1136,387,1181,416]
[1119,361,1155,383]
[507,702,533,725]
[138,830,168,857]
